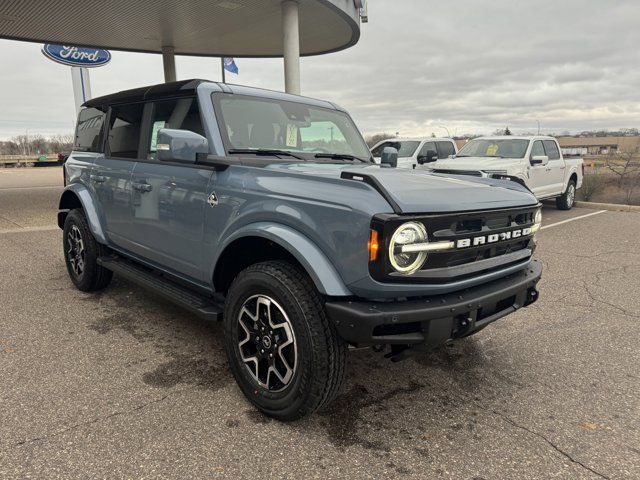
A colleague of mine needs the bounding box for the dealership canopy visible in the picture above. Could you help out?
[0,0,363,93]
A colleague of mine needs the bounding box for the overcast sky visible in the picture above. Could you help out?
[1,0,639,140]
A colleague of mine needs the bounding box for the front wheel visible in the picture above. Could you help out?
[223,261,347,421]
[556,179,576,210]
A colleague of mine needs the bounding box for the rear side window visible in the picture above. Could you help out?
[74,107,106,152]
[107,103,144,159]
[543,140,561,160]
[146,97,205,159]
[436,141,455,158]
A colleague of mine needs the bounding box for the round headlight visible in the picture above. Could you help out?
[388,222,427,274]
[535,208,542,225]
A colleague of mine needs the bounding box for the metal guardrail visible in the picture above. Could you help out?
[0,154,59,166]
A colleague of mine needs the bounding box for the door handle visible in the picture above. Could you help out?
[90,174,106,183]
[133,182,153,193]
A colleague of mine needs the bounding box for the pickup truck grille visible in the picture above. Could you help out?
[375,205,539,285]
[431,169,483,177]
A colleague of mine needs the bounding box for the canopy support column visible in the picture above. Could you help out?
[282,0,301,95]
[162,46,177,82]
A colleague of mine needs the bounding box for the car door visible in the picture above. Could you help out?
[543,140,565,195]
[91,102,144,249]
[128,97,214,282]
[527,140,550,197]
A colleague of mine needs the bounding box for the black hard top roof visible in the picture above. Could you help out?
[84,79,209,108]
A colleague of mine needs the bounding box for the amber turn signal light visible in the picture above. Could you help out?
[368,229,380,261]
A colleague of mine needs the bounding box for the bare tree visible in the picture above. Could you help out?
[605,147,640,187]
[0,133,74,156]
[364,132,395,148]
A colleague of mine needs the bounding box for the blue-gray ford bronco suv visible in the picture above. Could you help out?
[59,79,542,420]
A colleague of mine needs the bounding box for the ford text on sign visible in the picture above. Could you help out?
[42,44,111,68]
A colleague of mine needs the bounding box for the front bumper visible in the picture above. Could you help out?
[326,259,542,347]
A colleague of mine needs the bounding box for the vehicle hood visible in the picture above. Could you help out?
[266,163,537,213]
[429,156,522,171]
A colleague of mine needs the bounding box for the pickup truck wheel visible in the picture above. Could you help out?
[62,209,113,292]
[223,261,347,421]
[556,180,576,210]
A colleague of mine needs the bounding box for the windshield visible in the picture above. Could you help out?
[457,139,530,159]
[371,140,420,158]
[213,93,371,161]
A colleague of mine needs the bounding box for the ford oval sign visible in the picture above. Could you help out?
[42,44,111,68]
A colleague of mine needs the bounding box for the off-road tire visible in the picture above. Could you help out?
[223,260,347,421]
[556,179,576,210]
[63,208,113,292]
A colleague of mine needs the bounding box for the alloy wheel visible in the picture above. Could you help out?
[568,184,575,206]
[237,294,297,392]
[67,225,85,276]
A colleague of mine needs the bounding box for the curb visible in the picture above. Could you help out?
[575,201,640,212]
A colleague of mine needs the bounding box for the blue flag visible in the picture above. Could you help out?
[223,57,238,74]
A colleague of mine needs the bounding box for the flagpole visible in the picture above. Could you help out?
[220,57,226,83]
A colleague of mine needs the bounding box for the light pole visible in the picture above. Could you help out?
[438,125,451,137]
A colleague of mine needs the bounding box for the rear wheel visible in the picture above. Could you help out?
[63,209,113,292]
[556,179,576,210]
[223,261,346,421]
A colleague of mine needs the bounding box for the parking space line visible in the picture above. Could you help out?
[0,185,61,191]
[0,225,59,234]
[541,210,607,230]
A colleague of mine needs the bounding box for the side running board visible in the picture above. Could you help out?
[97,256,223,321]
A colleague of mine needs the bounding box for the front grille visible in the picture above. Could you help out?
[423,207,535,272]
[432,169,483,177]
[371,205,539,285]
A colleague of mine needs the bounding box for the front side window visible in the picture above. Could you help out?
[214,93,371,160]
[436,141,456,158]
[543,140,561,160]
[419,141,437,156]
[457,139,530,159]
[74,107,106,152]
[107,103,144,159]
[531,140,545,158]
[147,97,204,159]
[372,141,420,158]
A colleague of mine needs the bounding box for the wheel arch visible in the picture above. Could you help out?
[212,223,351,297]
[569,171,578,185]
[58,184,107,244]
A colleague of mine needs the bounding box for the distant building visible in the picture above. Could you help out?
[556,136,640,156]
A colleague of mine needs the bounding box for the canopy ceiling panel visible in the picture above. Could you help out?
[0,0,360,56]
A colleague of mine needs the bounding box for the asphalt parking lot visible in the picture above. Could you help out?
[1,167,638,479]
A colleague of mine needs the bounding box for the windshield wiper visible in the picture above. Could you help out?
[228,148,305,160]
[314,153,368,163]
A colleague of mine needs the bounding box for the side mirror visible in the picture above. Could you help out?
[380,146,398,168]
[156,129,208,163]
[530,155,548,166]
[417,150,438,164]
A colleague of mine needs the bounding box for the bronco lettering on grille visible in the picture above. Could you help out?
[456,227,532,249]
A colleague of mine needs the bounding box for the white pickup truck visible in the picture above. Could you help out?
[371,137,458,169]
[428,136,584,210]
